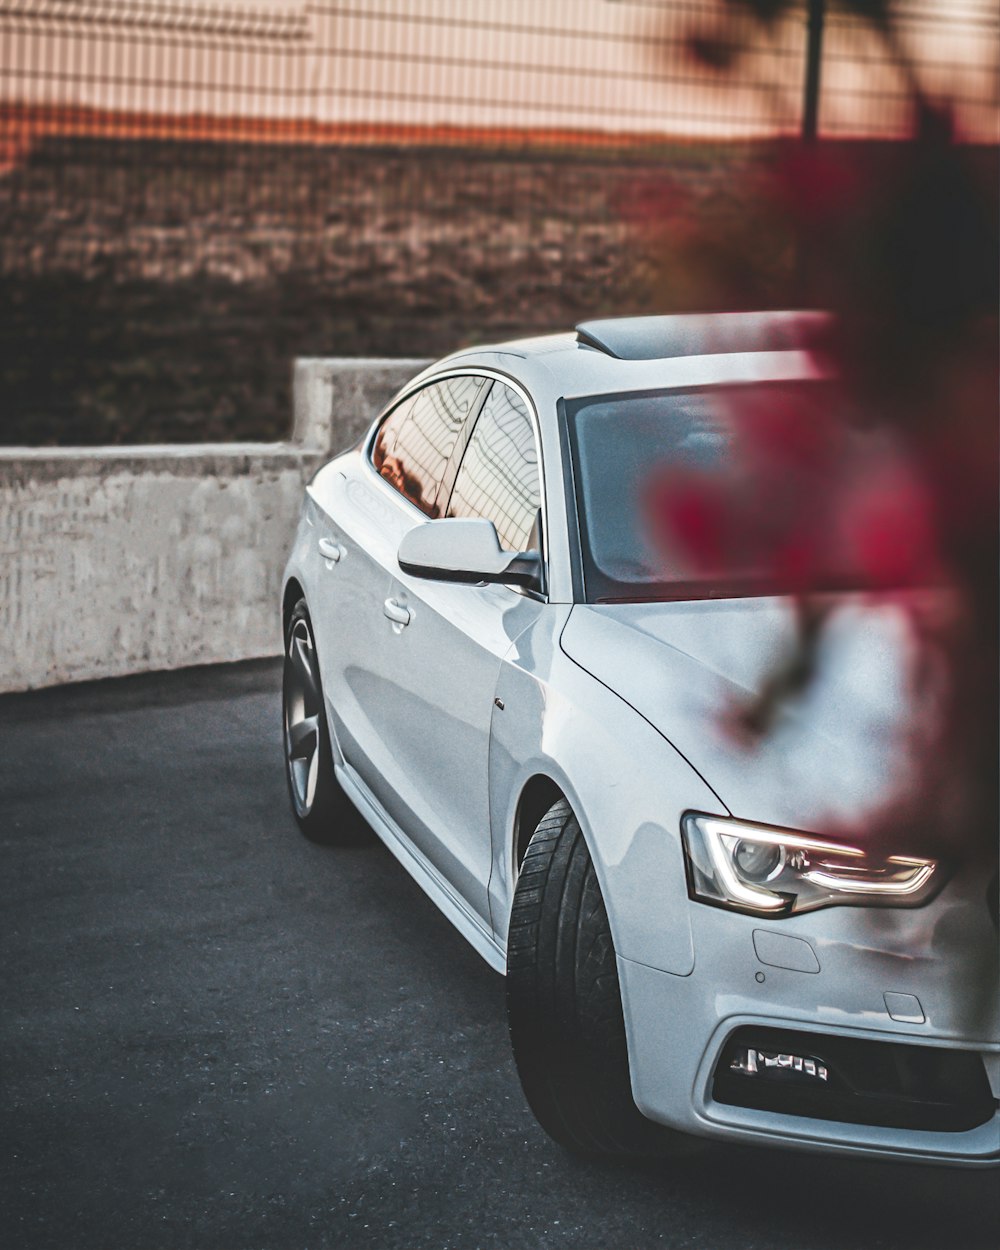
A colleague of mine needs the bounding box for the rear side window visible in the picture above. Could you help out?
[371,375,483,517]
[447,382,541,553]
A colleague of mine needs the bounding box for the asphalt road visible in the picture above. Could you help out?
[1,661,996,1250]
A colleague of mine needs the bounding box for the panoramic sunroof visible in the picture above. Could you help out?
[575,312,829,361]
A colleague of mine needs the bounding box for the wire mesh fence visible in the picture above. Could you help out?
[1,1,996,444]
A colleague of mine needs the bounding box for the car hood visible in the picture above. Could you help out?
[560,597,930,834]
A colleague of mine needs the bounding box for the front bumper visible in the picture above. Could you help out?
[618,883,1000,1167]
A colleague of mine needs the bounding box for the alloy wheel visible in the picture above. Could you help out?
[284,616,323,815]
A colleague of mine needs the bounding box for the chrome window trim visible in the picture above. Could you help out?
[362,367,550,601]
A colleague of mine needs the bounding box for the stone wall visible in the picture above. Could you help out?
[0,358,428,692]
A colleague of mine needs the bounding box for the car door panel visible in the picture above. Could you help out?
[308,372,480,790]
[308,460,402,797]
[307,373,545,932]
[309,456,540,927]
[372,568,542,928]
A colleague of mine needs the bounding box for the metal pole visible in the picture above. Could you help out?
[802,0,826,143]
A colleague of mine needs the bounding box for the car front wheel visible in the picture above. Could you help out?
[506,798,697,1159]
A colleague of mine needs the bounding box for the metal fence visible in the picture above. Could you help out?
[1,1,996,445]
[3,1,997,152]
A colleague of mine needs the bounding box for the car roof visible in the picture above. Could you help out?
[419,312,832,401]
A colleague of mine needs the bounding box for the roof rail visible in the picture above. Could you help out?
[575,311,830,361]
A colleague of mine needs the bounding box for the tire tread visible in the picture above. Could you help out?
[506,799,687,1158]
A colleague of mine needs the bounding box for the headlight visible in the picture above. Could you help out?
[681,814,939,916]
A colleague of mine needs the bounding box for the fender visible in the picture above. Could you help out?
[488,606,728,976]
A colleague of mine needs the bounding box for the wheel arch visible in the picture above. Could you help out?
[508,769,612,935]
[490,628,702,976]
[513,773,567,870]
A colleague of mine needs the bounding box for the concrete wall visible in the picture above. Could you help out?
[0,358,429,693]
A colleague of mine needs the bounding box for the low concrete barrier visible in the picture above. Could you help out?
[0,358,429,692]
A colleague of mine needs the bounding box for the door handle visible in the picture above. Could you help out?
[382,597,412,628]
[318,537,344,563]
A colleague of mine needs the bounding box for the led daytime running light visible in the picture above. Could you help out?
[682,814,939,916]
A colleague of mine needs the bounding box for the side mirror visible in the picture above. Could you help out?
[398,518,542,591]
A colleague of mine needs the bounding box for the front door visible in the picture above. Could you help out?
[368,379,546,927]
[314,374,545,933]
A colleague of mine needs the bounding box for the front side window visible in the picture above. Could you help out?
[371,375,484,517]
[447,383,541,553]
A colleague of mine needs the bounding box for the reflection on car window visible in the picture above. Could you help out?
[447,383,540,553]
[567,383,909,603]
[372,376,483,516]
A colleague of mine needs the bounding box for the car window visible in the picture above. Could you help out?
[447,382,541,553]
[371,375,484,517]
[566,382,912,602]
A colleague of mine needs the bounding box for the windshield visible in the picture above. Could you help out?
[565,383,933,604]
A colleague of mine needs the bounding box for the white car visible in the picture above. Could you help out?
[281,314,999,1167]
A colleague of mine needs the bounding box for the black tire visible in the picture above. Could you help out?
[282,598,356,844]
[506,799,696,1158]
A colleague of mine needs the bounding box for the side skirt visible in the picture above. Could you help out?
[335,761,507,975]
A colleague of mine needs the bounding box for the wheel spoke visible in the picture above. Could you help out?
[290,756,309,799]
[305,743,320,807]
[291,632,320,707]
[284,615,329,817]
[288,713,319,761]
